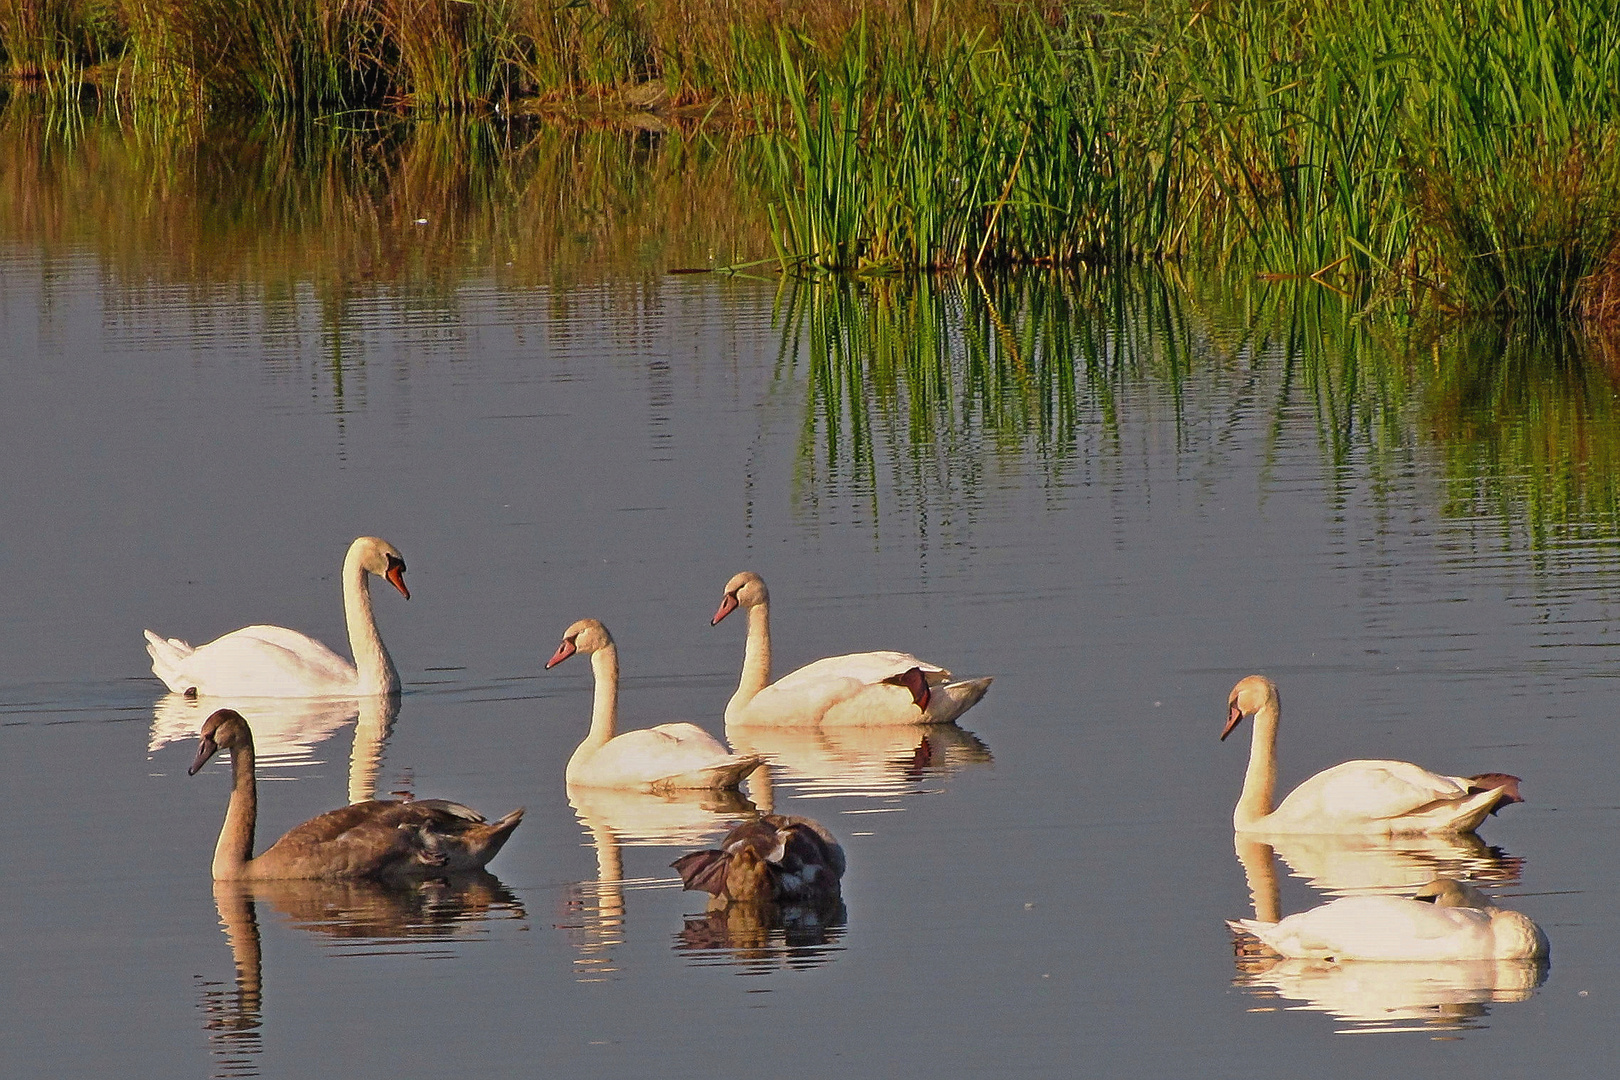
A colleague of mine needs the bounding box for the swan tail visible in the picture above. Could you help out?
[929,676,993,723]
[1228,917,1275,936]
[143,630,197,693]
[653,755,765,793]
[1401,786,1514,835]
[470,807,525,866]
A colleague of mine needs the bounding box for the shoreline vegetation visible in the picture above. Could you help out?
[2,0,1619,321]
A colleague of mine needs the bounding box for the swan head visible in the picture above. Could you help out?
[189,709,252,775]
[1413,877,1497,909]
[350,536,410,600]
[546,618,613,669]
[1222,675,1279,741]
[712,571,768,625]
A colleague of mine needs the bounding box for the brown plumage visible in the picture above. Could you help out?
[189,709,523,881]
[672,815,845,906]
[1467,772,1524,813]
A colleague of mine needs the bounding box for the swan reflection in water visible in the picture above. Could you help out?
[1229,836,1545,1034]
[1255,831,1525,900]
[726,721,992,808]
[203,873,523,1077]
[563,785,755,982]
[672,815,847,974]
[563,787,848,976]
[152,692,400,802]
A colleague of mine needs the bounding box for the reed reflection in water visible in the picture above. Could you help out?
[1229,836,1543,1034]
[205,874,524,1078]
[777,269,1620,561]
[7,95,1620,558]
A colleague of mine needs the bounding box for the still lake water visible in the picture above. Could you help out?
[3,112,1620,1077]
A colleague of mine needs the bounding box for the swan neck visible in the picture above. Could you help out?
[1234,695,1280,830]
[343,548,399,696]
[728,601,772,720]
[212,883,263,1018]
[348,694,398,804]
[570,644,620,776]
[214,743,258,880]
[1233,836,1280,923]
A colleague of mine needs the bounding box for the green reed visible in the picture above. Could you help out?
[773,264,1620,553]
[752,0,1620,322]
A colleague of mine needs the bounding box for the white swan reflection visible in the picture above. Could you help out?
[1230,837,1545,1034]
[204,874,523,1077]
[1234,956,1548,1034]
[726,721,992,806]
[563,785,753,982]
[1259,831,1524,899]
[562,787,848,976]
[151,693,400,802]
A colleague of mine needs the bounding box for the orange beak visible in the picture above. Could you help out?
[711,593,739,626]
[385,560,410,600]
[1220,702,1244,741]
[546,639,577,669]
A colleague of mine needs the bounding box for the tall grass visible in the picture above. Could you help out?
[754,0,1620,320]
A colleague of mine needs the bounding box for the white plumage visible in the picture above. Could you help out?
[1223,675,1521,835]
[1230,878,1548,961]
[712,571,992,726]
[546,618,762,792]
[144,536,409,699]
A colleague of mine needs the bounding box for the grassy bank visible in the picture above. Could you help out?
[3,0,1619,322]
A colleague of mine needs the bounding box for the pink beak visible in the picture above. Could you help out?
[711,593,739,626]
[546,639,577,669]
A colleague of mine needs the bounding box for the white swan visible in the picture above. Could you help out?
[1224,675,1522,835]
[144,536,409,699]
[546,618,763,792]
[1230,877,1548,961]
[711,571,992,726]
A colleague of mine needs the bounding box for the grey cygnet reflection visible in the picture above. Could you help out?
[671,814,848,974]
[152,693,401,802]
[564,785,755,982]
[205,874,523,1076]
[1228,837,1547,1034]
[726,722,992,806]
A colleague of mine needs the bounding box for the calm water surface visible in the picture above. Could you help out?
[3,112,1619,1078]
